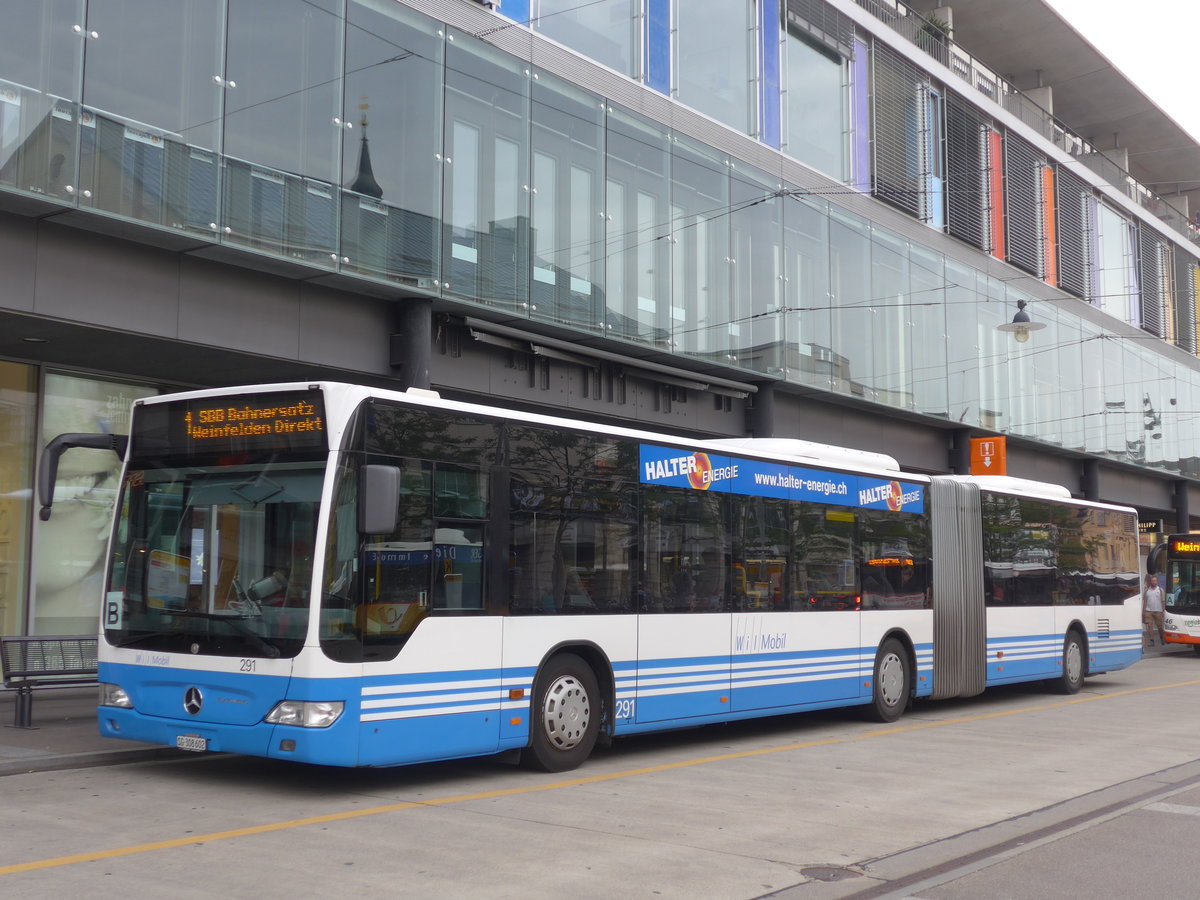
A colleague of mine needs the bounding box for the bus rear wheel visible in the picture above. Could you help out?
[1051,631,1085,694]
[867,638,910,723]
[521,653,600,772]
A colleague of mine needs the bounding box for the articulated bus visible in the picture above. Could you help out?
[39,382,1143,771]
[1147,535,1200,652]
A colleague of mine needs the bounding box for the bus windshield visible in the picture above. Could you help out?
[103,461,321,658]
[1166,559,1200,615]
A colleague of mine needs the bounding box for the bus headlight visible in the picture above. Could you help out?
[264,700,344,728]
[99,683,133,709]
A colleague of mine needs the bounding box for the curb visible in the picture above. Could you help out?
[0,746,190,778]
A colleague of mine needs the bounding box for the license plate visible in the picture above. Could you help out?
[176,734,208,752]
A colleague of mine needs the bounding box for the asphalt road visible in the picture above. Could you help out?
[3,652,1199,899]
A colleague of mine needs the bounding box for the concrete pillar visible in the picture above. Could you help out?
[1174,480,1191,533]
[948,428,971,475]
[1081,459,1100,501]
[749,383,776,438]
[931,7,954,37]
[389,297,433,390]
[1025,85,1053,115]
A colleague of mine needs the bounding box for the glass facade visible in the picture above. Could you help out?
[2,0,1200,492]
[340,0,442,285]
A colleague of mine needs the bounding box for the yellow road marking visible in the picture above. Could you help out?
[4,677,1199,876]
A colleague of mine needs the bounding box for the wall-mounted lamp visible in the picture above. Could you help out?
[997,299,1046,343]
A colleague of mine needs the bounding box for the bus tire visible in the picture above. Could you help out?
[521,653,600,772]
[867,638,910,723]
[1052,631,1085,694]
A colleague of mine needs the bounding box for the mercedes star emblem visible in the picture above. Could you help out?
[184,687,204,716]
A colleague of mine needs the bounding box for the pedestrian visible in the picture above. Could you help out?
[1143,574,1165,647]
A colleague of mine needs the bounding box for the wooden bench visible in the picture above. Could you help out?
[1,635,98,728]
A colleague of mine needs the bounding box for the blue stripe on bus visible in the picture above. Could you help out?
[100,629,1126,766]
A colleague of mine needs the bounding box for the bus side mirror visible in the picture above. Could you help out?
[1146,542,1165,576]
[359,465,401,534]
[39,432,129,521]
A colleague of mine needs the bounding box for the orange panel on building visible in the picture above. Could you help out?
[970,436,1007,475]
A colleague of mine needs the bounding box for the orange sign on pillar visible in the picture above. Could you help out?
[969,437,1007,475]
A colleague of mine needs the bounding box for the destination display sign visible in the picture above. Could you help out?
[1169,536,1200,558]
[131,389,328,460]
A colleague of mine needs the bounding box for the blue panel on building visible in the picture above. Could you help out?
[759,0,781,148]
[646,0,670,95]
[496,0,529,26]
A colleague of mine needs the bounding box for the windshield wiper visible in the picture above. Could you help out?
[111,631,178,649]
[174,611,282,658]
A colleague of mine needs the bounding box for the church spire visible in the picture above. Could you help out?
[347,95,383,199]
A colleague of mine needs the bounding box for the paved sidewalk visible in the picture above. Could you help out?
[0,686,182,777]
[1,643,1193,777]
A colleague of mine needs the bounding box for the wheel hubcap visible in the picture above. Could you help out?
[1065,641,1082,683]
[541,674,590,750]
[878,653,904,707]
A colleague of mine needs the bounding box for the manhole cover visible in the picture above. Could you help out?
[800,866,861,883]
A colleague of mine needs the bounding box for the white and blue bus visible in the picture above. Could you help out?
[40,382,1143,771]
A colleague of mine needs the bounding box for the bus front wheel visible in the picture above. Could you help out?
[868,638,910,723]
[522,653,601,772]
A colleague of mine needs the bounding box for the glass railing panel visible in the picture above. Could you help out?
[220,157,335,267]
[339,190,440,289]
[222,157,285,255]
[0,81,79,205]
[74,108,217,237]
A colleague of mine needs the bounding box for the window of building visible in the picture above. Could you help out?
[532,0,639,79]
[530,71,605,330]
[443,30,530,309]
[732,163,784,375]
[784,191,832,388]
[675,0,755,134]
[908,242,948,419]
[783,30,847,180]
[1095,203,1138,325]
[870,41,931,222]
[670,134,731,357]
[828,208,870,396]
[604,106,671,344]
[1003,132,1045,278]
